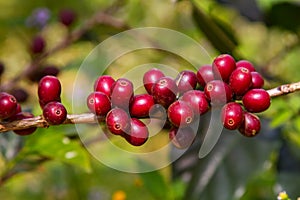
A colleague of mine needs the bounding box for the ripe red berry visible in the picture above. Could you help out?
[11,88,29,103]
[152,76,178,108]
[181,90,209,115]
[143,68,165,94]
[236,60,256,72]
[175,70,198,95]
[110,78,134,109]
[169,126,195,149]
[250,72,264,89]
[106,108,131,136]
[129,94,155,117]
[212,54,236,82]
[229,67,252,96]
[168,100,194,127]
[43,102,67,125]
[38,75,61,107]
[94,75,115,98]
[124,118,149,146]
[87,92,111,116]
[238,112,261,137]
[242,89,271,113]
[59,9,76,27]
[0,92,18,120]
[221,102,244,130]
[196,65,214,87]
[31,35,45,54]
[204,80,233,106]
[11,112,37,136]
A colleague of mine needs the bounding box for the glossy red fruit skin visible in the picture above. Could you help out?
[204,80,233,106]
[196,65,214,87]
[94,75,115,98]
[236,60,256,72]
[221,102,244,130]
[175,70,198,95]
[106,108,131,136]
[11,112,37,136]
[38,75,61,106]
[143,68,165,94]
[31,35,45,54]
[129,94,155,117]
[152,76,178,108]
[242,89,271,113]
[43,102,67,125]
[110,78,134,109]
[0,92,18,119]
[168,100,194,127]
[212,54,236,82]
[169,126,195,149]
[181,90,209,115]
[124,118,149,146]
[229,67,252,96]
[250,72,264,89]
[59,9,76,26]
[87,92,111,116]
[238,112,261,137]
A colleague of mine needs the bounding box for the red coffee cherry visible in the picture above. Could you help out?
[152,76,178,108]
[10,88,29,103]
[196,64,214,87]
[250,72,264,89]
[242,89,271,113]
[168,100,194,128]
[236,60,256,72]
[229,67,252,96]
[124,118,149,146]
[59,9,76,27]
[38,75,61,107]
[106,108,131,136]
[110,78,134,109]
[181,90,209,115]
[143,68,165,94]
[204,80,233,106]
[169,126,195,149]
[238,112,261,137]
[221,102,244,130]
[94,75,115,98]
[129,94,155,118]
[0,92,18,120]
[175,70,198,95]
[43,102,67,125]
[212,54,236,82]
[31,35,45,54]
[11,112,37,136]
[87,92,111,116]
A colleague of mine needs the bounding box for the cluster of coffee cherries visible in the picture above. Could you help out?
[87,54,270,148]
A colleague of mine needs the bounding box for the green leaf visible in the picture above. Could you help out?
[270,110,292,127]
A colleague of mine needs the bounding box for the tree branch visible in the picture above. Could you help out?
[266,81,300,97]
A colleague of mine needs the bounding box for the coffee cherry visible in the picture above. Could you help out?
[0,92,18,120]
[10,88,29,103]
[94,75,115,97]
[169,126,195,149]
[59,9,76,27]
[242,89,271,113]
[204,80,233,106]
[250,72,264,89]
[38,75,61,107]
[143,68,165,94]
[181,90,209,115]
[152,76,178,108]
[238,112,261,137]
[106,108,131,136]
[31,35,45,54]
[87,92,111,116]
[11,112,37,136]
[124,118,149,146]
[110,78,134,109]
[212,54,236,82]
[236,60,256,72]
[229,67,252,96]
[168,100,194,127]
[175,70,198,95]
[196,65,214,87]
[129,94,155,117]
[43,102,67,125]
[221,102,244,130]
